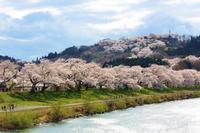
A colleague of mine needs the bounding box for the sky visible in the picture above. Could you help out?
[0,0,200,60]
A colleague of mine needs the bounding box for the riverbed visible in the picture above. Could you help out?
[21,98,200,133]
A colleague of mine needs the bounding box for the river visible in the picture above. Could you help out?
[21,98,200,133]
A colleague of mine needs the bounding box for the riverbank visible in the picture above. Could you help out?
[21,97,200,133]
[1,87,200,131]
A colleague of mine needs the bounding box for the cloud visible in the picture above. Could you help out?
[185,17,200,24]
[88,10,153,33]
[0,0,199,60]
[70,0,147,13]
[162,0,200,5]
[68,0,152,33]
[0,6,61,19]
[0,11,101,60]
[135,12,193,35]
[29,0,40,4]
[0,36,32,42]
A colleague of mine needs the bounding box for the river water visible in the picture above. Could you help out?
[21,98,200,133]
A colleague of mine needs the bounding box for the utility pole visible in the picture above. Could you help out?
[169,29,171,37]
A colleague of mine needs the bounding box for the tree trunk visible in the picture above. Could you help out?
[41,83,48,92]
[85,85,89,91]
[77,85,81,91]
[75,80,82,91]
[1,82,8,92]
[8,83,15,92]
[30,84,37,93]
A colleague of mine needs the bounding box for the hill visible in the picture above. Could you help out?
[42,34,199,66]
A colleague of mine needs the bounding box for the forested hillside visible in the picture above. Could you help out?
[42,34,200,67]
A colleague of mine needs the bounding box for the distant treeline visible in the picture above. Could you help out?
[167,36,200,56]
[0,55,16,62]
[103,57,168,67]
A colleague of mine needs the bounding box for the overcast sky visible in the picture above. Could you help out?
[0,0,200,60]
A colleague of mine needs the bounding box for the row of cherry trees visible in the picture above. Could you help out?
[1,58,200,92]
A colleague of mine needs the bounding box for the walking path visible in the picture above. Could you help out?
[0,102,83,113]
[0,99,122,113]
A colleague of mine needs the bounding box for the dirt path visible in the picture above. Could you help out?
[0,99,117,113]
[0,103,82,112]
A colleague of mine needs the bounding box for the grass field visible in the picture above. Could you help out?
[1,87,200,107]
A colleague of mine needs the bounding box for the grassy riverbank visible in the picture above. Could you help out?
[1,87,200,131]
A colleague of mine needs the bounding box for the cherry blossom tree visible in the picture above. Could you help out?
[0,60,19,91]
[38,60,53,92]
[20,63,41,92]
[9,57,200,93]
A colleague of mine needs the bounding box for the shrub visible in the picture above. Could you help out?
[0,97,5,103]
[2,111,36,130]
[135,97,144,105]
[125,98,138,107]
[114,99,126,109]
[106,101,116,111]
[85,101,108,114]
[48,105,66,122]
[192,91,200,97]
[143,95,161,104]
